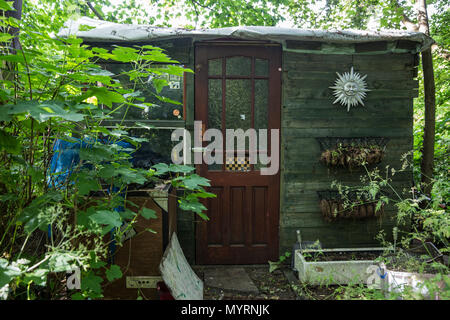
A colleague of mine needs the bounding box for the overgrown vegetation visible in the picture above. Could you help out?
[0,0,214,299]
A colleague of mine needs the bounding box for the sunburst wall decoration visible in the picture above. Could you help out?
[329,67,370,112]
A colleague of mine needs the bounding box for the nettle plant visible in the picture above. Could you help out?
[0,4,214,300]
[332,153,450,299]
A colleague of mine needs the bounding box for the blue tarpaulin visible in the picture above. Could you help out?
[48,137,134,262]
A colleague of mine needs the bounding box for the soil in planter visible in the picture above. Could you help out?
[303,250,382,262]
[382,252,447,274]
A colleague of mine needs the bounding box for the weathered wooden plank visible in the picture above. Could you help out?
[284,54,415,72]
[284,86,418,100]
[279,221,398,250]
[355,41,388,53]
[282,179,413,195]
[280,209,397,227]
[286,70,417,81]
[395,40,419,51]
[282,117,412,129]
[281,127,412,138]
[282,99,414,118]
[282,109,413,122]
[285,40,322,51]
[284,78,419,91]
[283,52,353,63]
[283,97,412,109]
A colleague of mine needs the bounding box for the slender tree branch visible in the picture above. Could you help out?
[395,0,419,31]
[86,1,105,21]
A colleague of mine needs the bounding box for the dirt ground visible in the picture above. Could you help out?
[192,265,339,300]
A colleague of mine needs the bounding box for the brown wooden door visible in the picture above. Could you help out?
[195,44,281,264]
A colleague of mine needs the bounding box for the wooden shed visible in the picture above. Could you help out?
[59,18,433,265]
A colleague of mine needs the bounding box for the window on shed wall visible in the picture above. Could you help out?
[101,63,186,163]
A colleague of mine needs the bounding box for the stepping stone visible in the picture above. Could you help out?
[203,267,259,294]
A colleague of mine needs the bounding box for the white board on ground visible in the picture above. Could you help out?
[159,233,203,300]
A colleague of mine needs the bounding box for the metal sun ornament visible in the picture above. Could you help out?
[330,67,370,112]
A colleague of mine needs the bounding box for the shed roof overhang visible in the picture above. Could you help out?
[58,17,434,53]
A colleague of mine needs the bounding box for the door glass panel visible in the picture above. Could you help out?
[208,58,222,76]
[255,79,268,130]
[225,155,250,172]
[208,79,222,130]
[225,79,251,171]
[255,79,268,170]
[226,56,251,76]
[208,79,223,171]
[255,58,269,77]
[225,79,251,130]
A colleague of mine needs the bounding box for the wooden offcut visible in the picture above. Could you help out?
[103,189,177,300]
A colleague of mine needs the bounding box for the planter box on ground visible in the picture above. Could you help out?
[294,247,386,285]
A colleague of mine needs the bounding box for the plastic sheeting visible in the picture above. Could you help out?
[47,138,132,188]
[58,16,434,52]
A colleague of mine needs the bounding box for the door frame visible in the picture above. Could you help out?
[194,41,282,264]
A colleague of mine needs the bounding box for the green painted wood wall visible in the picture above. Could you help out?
[279,49,419,253]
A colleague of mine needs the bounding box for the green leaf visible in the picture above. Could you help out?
[268,261,280,273]
[4,101,85,122]
[111,46,140,62]
[0,258,22,288]
[0,129,21,154]
[0,0,14,11]
[105,265,122,282]
[152,78,167,94]
[47,252,78,273]
[24,269,48,287]
[75,174,100,196]
[80,271,103,295]
[82,87,125,108]
[140,207,157,220]
[152,163,169,175]
[119,208,137,220]
[168,164,195,174]
[179,199,208,219]
[177,174,211,190]
[89,210,122,230]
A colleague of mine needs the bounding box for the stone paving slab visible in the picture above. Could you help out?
[203,267,259,294]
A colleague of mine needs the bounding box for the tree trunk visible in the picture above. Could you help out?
[4,0,23,51]
[417,0,436,196]
[0,0,23,96]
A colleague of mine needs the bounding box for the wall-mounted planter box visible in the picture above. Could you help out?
[316,137,389,170]
[294,247,386,285]
[317,190,384,222]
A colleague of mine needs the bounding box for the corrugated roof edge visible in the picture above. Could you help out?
[57,16,434,52]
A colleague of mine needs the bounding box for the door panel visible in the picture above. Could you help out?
[195,44,281,264]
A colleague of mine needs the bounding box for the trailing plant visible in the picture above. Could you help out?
[0,1,214,300]
[317,190,384,222]
[320,143,386,170]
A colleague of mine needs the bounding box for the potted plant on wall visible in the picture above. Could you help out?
[316,137,389,170]
[317,190,384,222]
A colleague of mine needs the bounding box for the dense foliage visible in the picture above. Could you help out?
[0,0,214,299]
